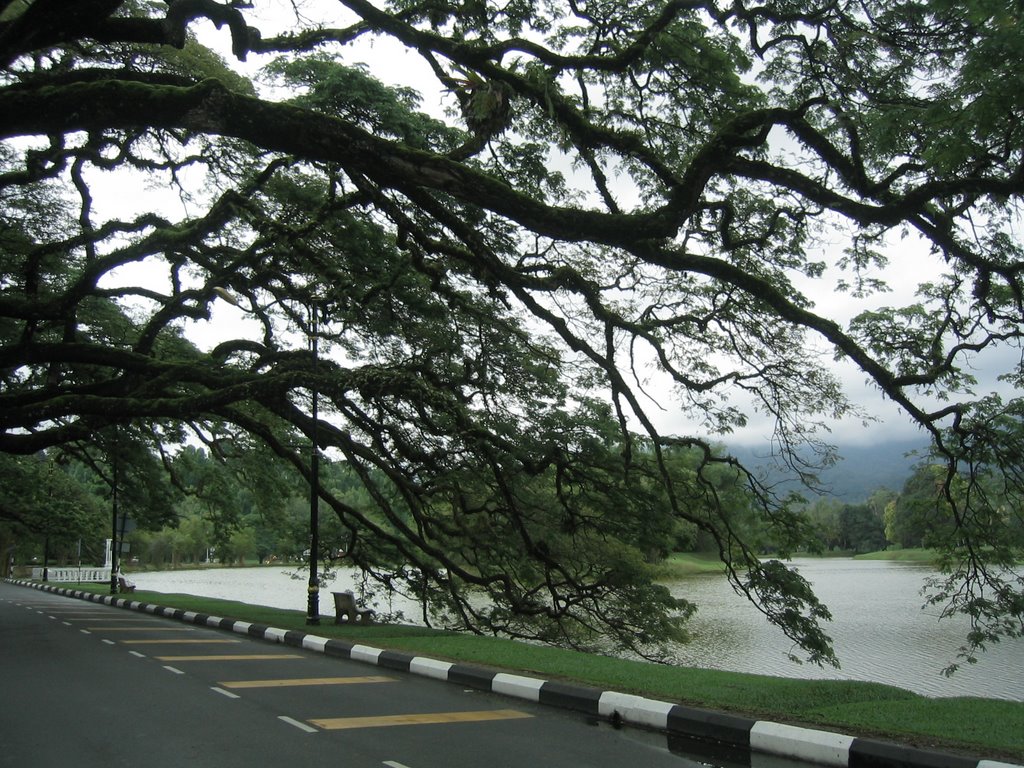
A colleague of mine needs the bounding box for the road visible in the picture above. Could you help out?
[0,582,700,768]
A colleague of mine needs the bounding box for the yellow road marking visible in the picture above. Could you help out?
[120,639,242,645]
[154,654,305,662]
[311,709,533,731]
[219,676,396,689]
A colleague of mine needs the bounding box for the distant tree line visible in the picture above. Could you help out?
[0,438,377,575]
[10,436,1015,584]
[800,463,1024,556]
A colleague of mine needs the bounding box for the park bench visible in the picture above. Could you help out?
[117,574,136,593]
[331,590,374,625]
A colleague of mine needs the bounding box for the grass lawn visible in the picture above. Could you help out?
[651,551,727,579]
[42,581,1024,762]
[853,549,941,563]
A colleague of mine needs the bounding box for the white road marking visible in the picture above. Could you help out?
[163,666,185,675]
[102,639,115,645]
[383,762,413,768]
[278,716,318,734]
[211,687,240,699]
[129,651,146,658]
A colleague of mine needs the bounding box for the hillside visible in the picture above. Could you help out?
[728,439,929,502]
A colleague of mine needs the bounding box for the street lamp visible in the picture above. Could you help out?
[307,299,321,625]
[110,425,119,594]
[213,286,321,624]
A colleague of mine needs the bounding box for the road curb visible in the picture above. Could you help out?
[8,579,1021,768]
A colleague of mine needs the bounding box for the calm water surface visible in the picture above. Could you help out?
[131,558,1024,700]
[666,558,1024,700]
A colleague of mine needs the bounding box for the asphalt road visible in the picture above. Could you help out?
[0,582,700,768]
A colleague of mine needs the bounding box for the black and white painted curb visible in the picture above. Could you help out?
[8,579,1021,768]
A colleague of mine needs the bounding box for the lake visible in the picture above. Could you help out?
[663,558,1024,700]
[129,557,1024,701]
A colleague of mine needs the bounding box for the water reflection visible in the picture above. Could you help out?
[131,558,1024,700]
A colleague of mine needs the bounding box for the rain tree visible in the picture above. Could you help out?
[1,0,1023,666]
[0,428,178,567]
[0,451,107,566]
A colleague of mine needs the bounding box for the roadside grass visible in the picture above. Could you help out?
[47,582,1024,761]
[804,697,1024,756]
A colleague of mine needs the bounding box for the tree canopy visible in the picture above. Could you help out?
[1,0,1023,667]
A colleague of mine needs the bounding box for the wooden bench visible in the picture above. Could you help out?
[117,575,136,593]
[331,591,374,625]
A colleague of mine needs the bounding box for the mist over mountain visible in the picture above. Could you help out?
[728,439,930,502]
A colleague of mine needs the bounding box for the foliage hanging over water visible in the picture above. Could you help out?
[1,0,1023,665]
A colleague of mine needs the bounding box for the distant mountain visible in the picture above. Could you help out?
[727,439,929,502]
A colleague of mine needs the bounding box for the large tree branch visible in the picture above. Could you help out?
[0,0,262,65]
[0,77,686,243]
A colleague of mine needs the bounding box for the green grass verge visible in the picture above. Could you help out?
[48,582,1023,761]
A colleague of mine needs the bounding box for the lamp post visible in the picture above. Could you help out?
[110,426,119,594]
[213,286,321,623]
[307,299,321,625]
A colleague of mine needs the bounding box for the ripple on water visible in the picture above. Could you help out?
[664,559,1024,700]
